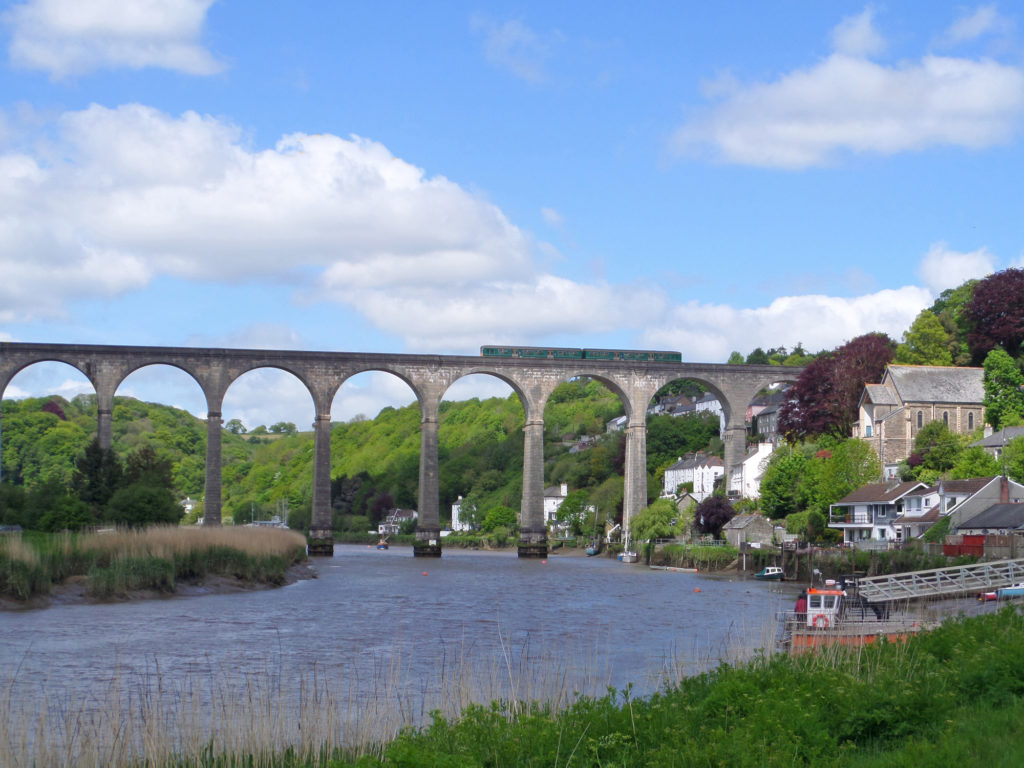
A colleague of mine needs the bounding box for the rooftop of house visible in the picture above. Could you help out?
[972,427,1024,448]
[901,477,995,498]
[833,480,927,506]
[959,502,1024,530]
[862,383,900,406]
[884,364,984,405]
[722,513,768,530]
[667,453,725,470]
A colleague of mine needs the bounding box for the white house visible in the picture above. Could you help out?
[544,482,570,525]
[378,508,417,535]
[728,442,773,499]
[663,453,724,503]
[451,496,472,532]
[694,392,725,435]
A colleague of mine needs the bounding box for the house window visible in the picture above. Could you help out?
[917,411,923,429]
[969,412,974,430]
[866,425,872,437]
[943,411,949,426]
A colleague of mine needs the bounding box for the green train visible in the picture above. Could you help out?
[480,346,682,363]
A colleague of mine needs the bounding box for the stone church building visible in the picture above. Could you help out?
[854,365,985,475]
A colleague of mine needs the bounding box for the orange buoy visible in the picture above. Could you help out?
[541,560,547,564]
[422,571,428,576]
[694,587,701,593]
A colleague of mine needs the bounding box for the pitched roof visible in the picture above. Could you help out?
[722,513,768,530]
[833,481,926,505]
[959,503,1024,530]
[884,365,984,404]
[971,427,1024,448]
[862,383,899,406]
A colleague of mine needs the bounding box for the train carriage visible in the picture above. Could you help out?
[480,346,681,363]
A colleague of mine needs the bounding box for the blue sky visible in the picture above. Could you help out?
[2,1,1023,428]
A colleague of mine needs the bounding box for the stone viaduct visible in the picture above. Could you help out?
[0,342,802,557]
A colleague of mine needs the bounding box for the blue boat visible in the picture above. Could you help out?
[996,582,1024,598]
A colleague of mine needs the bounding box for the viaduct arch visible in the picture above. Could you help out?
[0,342,803,557]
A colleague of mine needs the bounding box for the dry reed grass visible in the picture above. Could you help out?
[0,631,621,768]
[75,525,308,561]
[0,534,40,567]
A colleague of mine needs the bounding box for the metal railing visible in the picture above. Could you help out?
[856,558,1024,603]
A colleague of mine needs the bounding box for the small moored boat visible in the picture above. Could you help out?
[376,536,389,550]
[754,566,784,581]
[996,582,1024,598]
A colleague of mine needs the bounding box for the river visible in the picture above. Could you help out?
[0,545,796,763]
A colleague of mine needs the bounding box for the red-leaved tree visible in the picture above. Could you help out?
[779,333,895,441]
[965,267,1024,362]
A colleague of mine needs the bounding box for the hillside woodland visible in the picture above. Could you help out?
[0,378,718,535]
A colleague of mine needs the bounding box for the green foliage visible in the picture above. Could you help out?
[645,412,721,474]
[352,607,1024,768]
[481,505,518,532]
[896,309,953,365]
[104,483,182,527]
[984,348,1024,430]
[1003,437,1024,484]
[929,279,976,365]
[922,515,951,543]
[629,498,678,543]
[554,489,590,535]
[911,420,965,474]
[761,440,879,519]
[950,446,1001,480]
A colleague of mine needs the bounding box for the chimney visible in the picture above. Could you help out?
[1002,475,1010,503]
[561,482,568,496]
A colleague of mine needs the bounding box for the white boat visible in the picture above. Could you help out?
[618,534,639,563]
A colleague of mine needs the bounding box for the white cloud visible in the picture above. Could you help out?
[832,8,885,57]
[472,16,555,82]
[642,286,933,361]
[917,243,996,294]
[4,0,223,78]
[541,206,564,228]
[941,5,1010,46]
[0,104,534,325]
[323,274,668,352]
[673,12,1024,168]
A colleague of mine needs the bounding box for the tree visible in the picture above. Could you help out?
[225,419,247,434]
[694,496,735,538]
[72,438,123,511]
[105,484,182,527]
[482,505,518,532]
[646,412,720,473]
[759,448,809,520]
[1003,437,1024,484]
[911,421,963,474]
[629,498,678,562]
[896,310,953,366]
[929,280,977,365]
[555,489,591,535]
[269,422,298,435]
[745,348,770,365]
[966,268,1024,362]
[727,351,745,365]
[813,439,881,513]
[779,333,896,441]
[983,348,1024,430]
[950,446,1001,480]
[124,445,175,490]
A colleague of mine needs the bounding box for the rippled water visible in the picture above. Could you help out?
[0,545,797,761]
